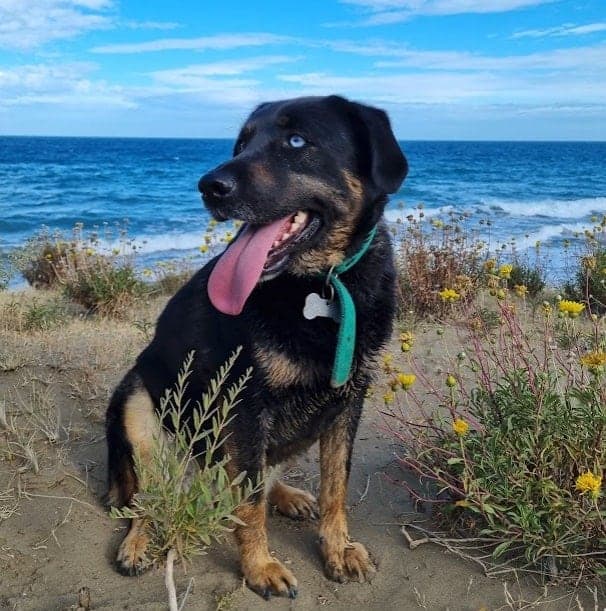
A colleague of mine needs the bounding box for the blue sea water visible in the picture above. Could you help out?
[1,137,605,284]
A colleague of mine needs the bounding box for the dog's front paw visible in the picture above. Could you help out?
[269,482,319,520]
[115,521,151,576]
[244,558,298,600]
[322,540,376,583]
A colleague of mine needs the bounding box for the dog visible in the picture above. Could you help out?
[105,95,408,599]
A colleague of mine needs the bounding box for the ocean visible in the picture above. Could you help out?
[1,137,605,285]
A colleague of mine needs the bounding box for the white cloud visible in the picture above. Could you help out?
[121,20,181,31]
[90,32,292,54]
[277,61,606,108]
[512,22,606,38]
[335,0,557,26]
[372,43,606,72]
[0,0,113,49]
[0,62,135,108]
[150,56,299,83]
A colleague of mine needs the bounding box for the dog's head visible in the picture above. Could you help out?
[199,95,407,315]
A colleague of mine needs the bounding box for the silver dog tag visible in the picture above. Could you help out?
[303,292,340,322]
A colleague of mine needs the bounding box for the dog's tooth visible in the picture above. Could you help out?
[282,232,290,241]
[273,240,280,247]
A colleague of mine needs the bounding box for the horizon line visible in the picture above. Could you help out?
[1,134,605,144]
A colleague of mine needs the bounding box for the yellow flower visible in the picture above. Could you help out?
[498,264,513,279]
[452,418,469,436]
[383,390,395,405]
[583,256,597,271]
[558,299,585,318]
[401,342,412,352]
[514,284,528,298]
[542,301,552,316]
[455,499,471,508]
[446,374,457,388]
[400,331,414,344]
[397,373,416,390]
[439,288,460,303]
[85,248,94,256]
[199,244,209,254]
[580,350,606,371]
[575,471,602,499]
[484,259,496,272]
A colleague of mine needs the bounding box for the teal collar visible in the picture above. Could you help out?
[321,225,378,388]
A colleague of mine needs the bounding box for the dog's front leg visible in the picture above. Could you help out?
[318,403,376,583]
[234,491,298,599]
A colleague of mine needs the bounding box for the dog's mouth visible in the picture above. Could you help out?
[207,210,322,316]
[262,211,321,278]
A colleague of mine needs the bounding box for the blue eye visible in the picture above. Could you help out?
[288,134,306,148]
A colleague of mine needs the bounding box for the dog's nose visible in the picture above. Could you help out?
[198,171,236,201]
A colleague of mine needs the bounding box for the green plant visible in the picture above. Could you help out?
[23,298,69,331]
[61,257,146,316]
[0,253,11,290]
[386,295,605,582]
[564,246,606,314]
[395,209,487,319]
[146,260,194,295]
[11,231,75,289]
[506,261,546,299]
[111,349,258,565]
[13,224,147,316]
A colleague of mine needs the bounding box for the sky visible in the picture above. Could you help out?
[0,0,605,140]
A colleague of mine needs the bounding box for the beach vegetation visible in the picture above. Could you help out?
[564,243,606,315]
[12,225,147,317]
[385,279,605,583]
[110,349,258,607]
[395,209,486,318]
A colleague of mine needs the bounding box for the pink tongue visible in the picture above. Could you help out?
[208,217,290,315]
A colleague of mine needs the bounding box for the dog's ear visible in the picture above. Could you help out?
[342,98,408,194]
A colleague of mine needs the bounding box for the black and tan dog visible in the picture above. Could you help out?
[106,95,407,599]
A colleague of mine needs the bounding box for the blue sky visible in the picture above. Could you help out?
[0,0,604,139]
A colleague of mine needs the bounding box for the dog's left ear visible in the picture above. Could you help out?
[350,101,408,194]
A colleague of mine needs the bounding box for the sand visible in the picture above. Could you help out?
[0,289,602,610]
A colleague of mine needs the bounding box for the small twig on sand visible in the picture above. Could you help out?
[166,548,179,611]
[165,548,194,611]
[352,474,371,507]
[401,524,429,550]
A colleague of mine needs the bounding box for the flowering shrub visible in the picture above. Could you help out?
[395,209,486,318]
[385,286,606,582]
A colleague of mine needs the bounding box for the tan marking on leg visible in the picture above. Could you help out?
[122,390,161,464]
[319,412,375,583]
[115,390,160,576]
[268,480,318,520]
[234,501,298,599]
[255,347,318,387]
[115,517,151,576]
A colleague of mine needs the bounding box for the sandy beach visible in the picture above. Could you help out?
[0,288,602,610]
